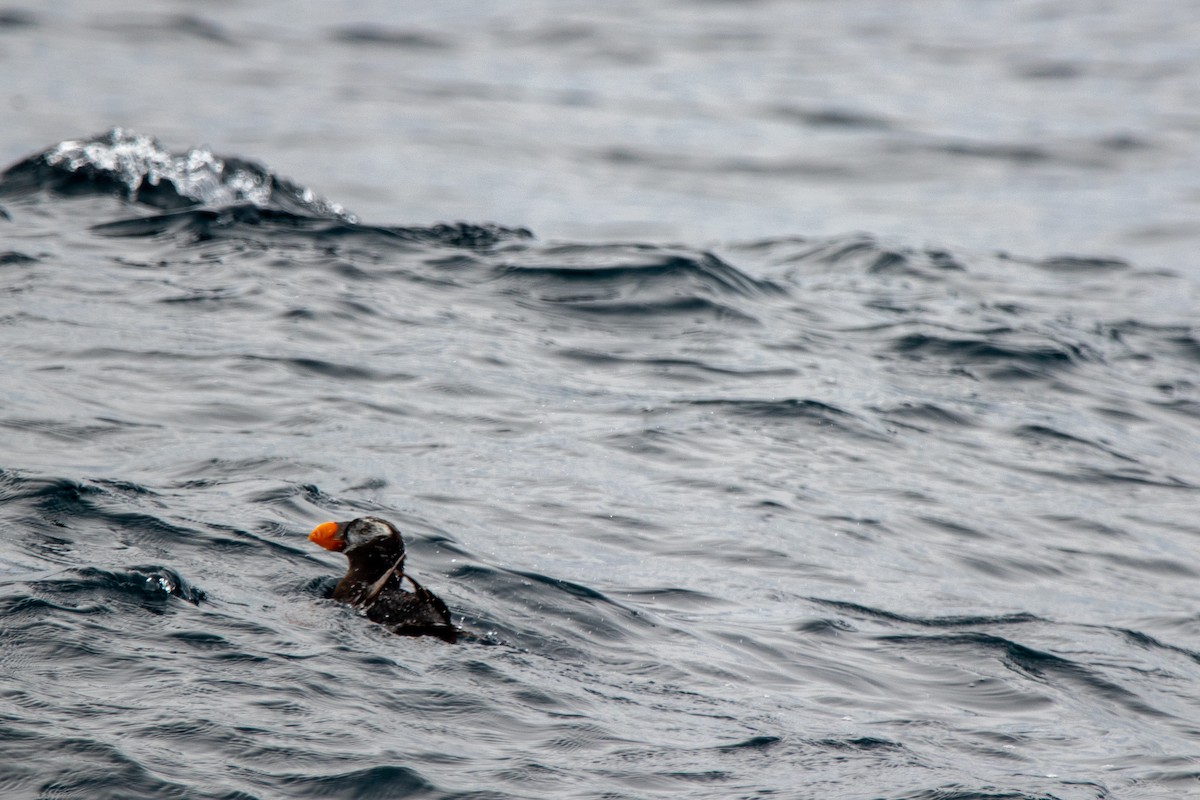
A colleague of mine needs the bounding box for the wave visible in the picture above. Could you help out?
[489,244,784,329]
[0,130,535,253]
[90,203,532,249]
[891,331,1090,377]
[0,128,352,219]
[17,564,205,614]
[494,247,777,296]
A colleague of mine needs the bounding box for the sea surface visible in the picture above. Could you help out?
[2,3,1200,800]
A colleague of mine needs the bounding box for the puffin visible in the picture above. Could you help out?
[309,517,457,643]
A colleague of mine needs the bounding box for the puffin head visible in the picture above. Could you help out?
[309,517,406,561]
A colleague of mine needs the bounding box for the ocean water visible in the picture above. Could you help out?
[2,4,1200,800]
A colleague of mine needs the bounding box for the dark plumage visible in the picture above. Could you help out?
[309,517,457,643]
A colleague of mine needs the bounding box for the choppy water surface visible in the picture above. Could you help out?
[2,129,1198,800]
[3,3,1200,799]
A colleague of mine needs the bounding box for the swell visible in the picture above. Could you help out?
[12,565,205,614]
[878,630,1173,722]
[685,397,893,443]
[0,730,255,800]
[491,244,784,326]
[801,598,1200,739]
[493,245,782,297]
[1,473,198,552]
[445,563,671,658]
[891,330,1090,373]
[90,204,532,250]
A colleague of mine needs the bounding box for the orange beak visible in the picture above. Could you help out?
[309,521,345,552]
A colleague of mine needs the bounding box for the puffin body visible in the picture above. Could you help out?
[309,517,457,642]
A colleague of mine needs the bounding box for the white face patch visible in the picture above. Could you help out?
[344,517,400,551]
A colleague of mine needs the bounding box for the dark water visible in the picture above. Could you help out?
[3,129,1199,800]
[3,4,1200,800]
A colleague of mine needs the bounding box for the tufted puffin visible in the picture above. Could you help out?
[309,517,457,643]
